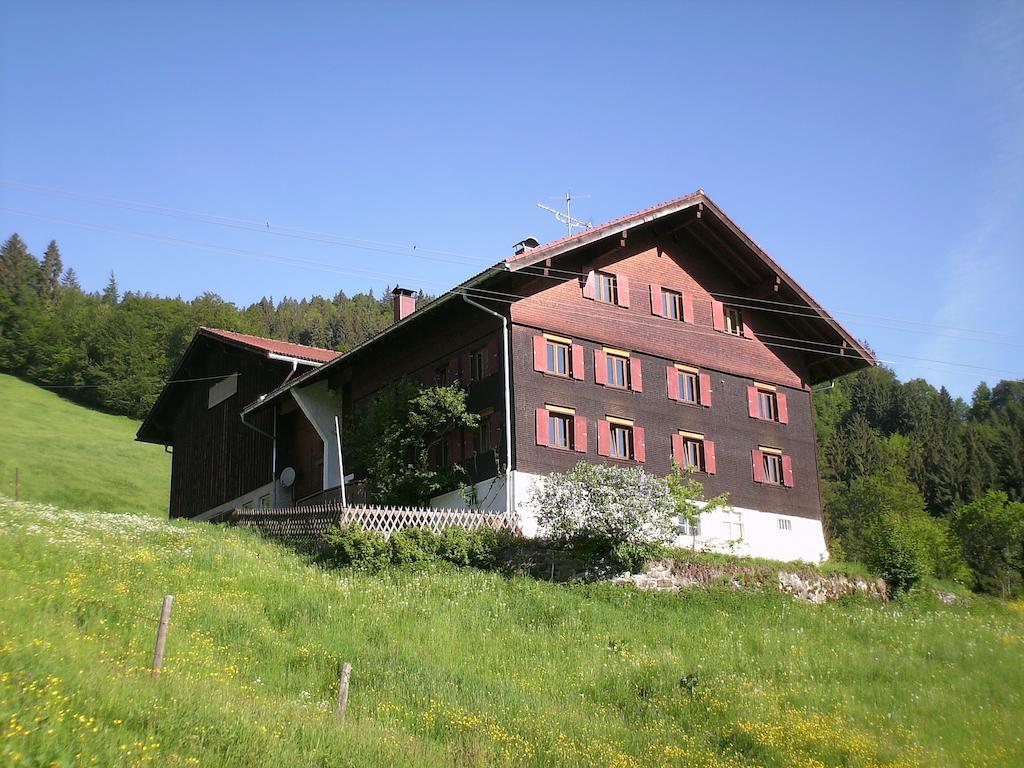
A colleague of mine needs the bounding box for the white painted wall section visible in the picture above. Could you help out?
[290,379,344,491]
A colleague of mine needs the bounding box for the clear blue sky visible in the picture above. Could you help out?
[2,1,1022,399]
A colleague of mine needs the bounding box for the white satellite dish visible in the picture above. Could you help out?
[279,467,296,488]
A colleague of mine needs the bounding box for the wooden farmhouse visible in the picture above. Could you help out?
[140,191,873,560]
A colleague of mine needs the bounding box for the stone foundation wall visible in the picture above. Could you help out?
[612,558,888,604]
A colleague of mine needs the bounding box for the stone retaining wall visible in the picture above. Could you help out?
[612,558,888,604]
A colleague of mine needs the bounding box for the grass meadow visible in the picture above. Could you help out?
[0,374,170,516]
[2,496,1022,768]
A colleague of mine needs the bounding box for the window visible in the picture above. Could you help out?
[596,271,618,304]
[536,405,586,452]
[763,452,783,485]
[758,389,778,421]
[678,370,698,404]
[723,305,743,336]
[747,384,788,423]
[778,518,792,531]
[672,432,716,474]
[662,289,684,320]
[724,511,744,540]
[469,348,488,382]
[474,413,492,453]
[546,339,570,376]
[678,516,701,537]
[606,351,628,389]
[609,422,633,459]
[242,500,255,511]
[259,494,272,509]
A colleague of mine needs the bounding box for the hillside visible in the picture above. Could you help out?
[1,380,1023,767]
[0,374,170,516]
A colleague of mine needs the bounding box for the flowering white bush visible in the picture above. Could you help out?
[530,462,677,546]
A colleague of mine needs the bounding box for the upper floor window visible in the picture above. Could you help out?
[473,412,492,454]
[597,417,645,462]
[667,364,711,407]
[434,363,449,386]
[672,431,717,474]
[535,405,587,452]
[724,305,743,336]
[747,384,789,423]
[752,446,794,487]
[662,289,684,320]
[469,348,488,382]
[596,348,643,392]
[533,333,584,381]
[596,271,618,304]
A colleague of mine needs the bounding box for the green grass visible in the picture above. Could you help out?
[1,497,1022,768]
[0,374,170,516]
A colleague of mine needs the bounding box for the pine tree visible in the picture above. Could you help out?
[60,267,81,291]
[39,240,63,302]
[0,233,40,295]
[102,271,119,304]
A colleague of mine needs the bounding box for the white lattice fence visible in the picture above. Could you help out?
[229,503,519,543]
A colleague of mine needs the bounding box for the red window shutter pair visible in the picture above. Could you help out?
[751,449,795,487]
[596,419,645,462]
[583,269,630,308]
[596,350,642,391]
[747,386,790,423]
[666,367,713,407]
[535,407,586,452]
[671,434,717,474]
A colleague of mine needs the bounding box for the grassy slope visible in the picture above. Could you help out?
[0,374,170,516]
[1,378,1023,767]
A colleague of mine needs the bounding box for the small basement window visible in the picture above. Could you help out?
[778,518,792,531]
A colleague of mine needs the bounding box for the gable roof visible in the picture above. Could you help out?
[198,327,341,364]
[243,190,874,414]
[136,327,338,444]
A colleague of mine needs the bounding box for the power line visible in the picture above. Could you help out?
[3,207,1021,380]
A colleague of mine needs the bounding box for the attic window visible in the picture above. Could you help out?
[724,306,743,336]
[208,374,238,409]
[596,271,618,304]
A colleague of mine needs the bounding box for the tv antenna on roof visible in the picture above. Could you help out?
[537,191,592,237]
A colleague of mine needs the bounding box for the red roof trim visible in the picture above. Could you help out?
[199,327,340,364]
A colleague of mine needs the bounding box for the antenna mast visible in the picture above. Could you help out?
[537,191,592,236]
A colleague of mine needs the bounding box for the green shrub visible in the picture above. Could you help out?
[951,491,1024,597]
[389,526,441,564]
[864,513,930,595]
[321,524,391,571]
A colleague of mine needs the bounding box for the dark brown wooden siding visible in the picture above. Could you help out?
[510,322,822,519]
[167,341,287,518]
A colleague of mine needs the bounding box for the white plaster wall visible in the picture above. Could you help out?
[504,470,829,563]
[430,475,508,511]
[290,380,344,491]
[192,481,275,521]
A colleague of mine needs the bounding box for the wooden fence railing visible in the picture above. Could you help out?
[226,503,520,543]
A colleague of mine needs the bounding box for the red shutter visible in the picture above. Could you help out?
[666,366,680,401]
[742,314,753,338]
[487,337,500,376]
[533,335,546,373]
[650,283,663,316]
[704,440,717,475]
[699,373,712,407]
[574,416,588,453]
[594,349,607,385]
[571,343,585,381]
[752,449,765,483]
[671,433,684,466]
[777,392,789,424]
[535,408,549,446]
[463,426,474,457]
[582,270,596,299]
[630,357,643,392]
[617,275,631,308]
[712,299,725,332]
[633,426,646,462]
[682,295,694,324]
[747,386,760,419]
[597,419,611,457]
[782,454,794,487]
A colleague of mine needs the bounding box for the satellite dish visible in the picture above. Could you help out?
[279,467,296,488]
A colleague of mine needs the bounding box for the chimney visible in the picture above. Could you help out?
[513,237,540,257]
[392,286,416,323]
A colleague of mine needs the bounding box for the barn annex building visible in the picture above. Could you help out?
[139,191,873,561]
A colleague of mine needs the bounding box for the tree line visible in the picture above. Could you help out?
[0,232,425,419]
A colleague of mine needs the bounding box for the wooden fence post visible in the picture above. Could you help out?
[151,595,173,674]
[336,661,352,721]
